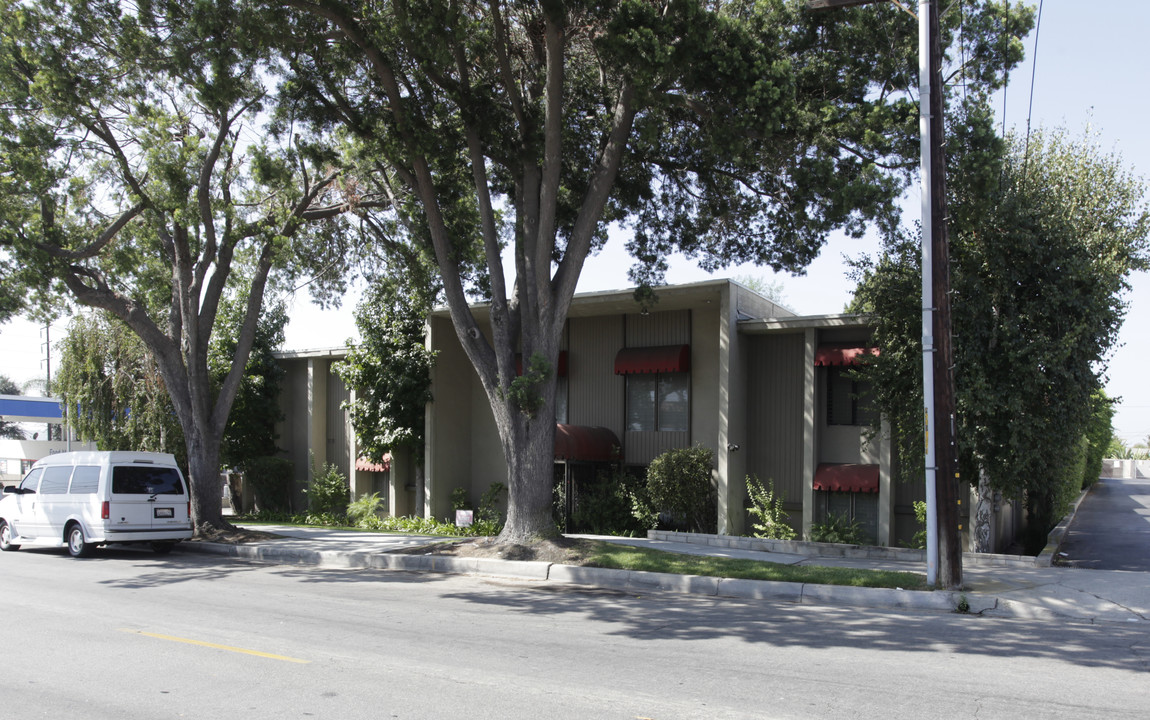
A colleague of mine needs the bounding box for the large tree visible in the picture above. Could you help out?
[273,0,1032,541]
[0,0,366,530]
[851,112,1149,550]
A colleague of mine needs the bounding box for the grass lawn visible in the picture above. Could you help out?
[231,519,927,590]
[584,542,928,590]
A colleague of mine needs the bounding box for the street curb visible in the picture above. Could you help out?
[182,540,972,614]
[1035,484,1093,567]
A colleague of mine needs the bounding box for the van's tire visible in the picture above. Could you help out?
[0,520,19,551]
[66,523,94,558]
[150,542,175,555]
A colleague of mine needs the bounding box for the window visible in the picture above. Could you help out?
[19,467,43,492]
[39,466,73,494]
[68,466,101,494]
[627,372,689,432]
[826,368,876,426]
[112,466,186,495]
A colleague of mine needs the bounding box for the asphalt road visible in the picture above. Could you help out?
[3,546,1148,719]
[1059,477,1150,571]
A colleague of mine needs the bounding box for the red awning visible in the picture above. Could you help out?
[355,453,392,473]
[813,463,880,493]
[814,346,879,366]
[554,424,621,463]
[614,344,690,375]
[516,351,568,377]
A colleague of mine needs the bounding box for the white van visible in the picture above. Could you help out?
[0,451,193,557]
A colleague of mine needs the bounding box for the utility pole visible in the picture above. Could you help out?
[41,324,51,391]
[921,0,962,590]
[808,0,962,588]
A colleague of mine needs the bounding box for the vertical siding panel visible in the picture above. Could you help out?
[625,309,690,346]
[746,334,806,504]
[567,315,624,437]
[326,370,352,480]
[624,430,689,465]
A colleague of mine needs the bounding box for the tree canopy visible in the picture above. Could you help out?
[850,113,1149,547]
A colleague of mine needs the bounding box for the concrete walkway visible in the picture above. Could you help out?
[178,523,1150,625]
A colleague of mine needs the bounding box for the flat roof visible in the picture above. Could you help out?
[737,314,872,333]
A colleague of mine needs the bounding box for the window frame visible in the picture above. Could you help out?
[626,371,690,433]
[826,367,876,427]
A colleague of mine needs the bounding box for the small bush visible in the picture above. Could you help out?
[238,508,501,537]
[307,463,350,516]
[562,468,649,536]
[810,511,866,545]
[348,492,386,525]
[477,482,505,525]
[746,476,795,540]
[450,487,469,511]
[646,445,717,534]
[906,500,927,549]
[244,456,294,512]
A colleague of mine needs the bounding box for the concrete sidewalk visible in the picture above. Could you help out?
[178,525,1150,624]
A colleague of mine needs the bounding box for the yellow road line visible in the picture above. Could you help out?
[119,629,310,664]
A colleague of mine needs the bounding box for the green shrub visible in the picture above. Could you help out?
[306,463,350,516]
[568,468,649,536]
[629,489,660,531]
[450,487,469,511]
[746,476,795,540]
[244,456,294,512]
[348,492,386,526]
[646,445,717,533]
[906,500,927,549]
[238,508,502,537]
[810,511,866,545]
[477,482,506,525]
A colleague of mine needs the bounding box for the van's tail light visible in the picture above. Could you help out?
[101,501,110,519]
[188,501,191,520]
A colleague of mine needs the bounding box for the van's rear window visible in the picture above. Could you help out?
[111,466,186,495]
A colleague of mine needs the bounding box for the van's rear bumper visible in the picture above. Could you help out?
[97,529,193,543]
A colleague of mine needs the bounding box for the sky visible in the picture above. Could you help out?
[2,1,1147,446]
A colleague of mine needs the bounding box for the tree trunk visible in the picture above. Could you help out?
[186,427,227,531]
[496,411,559,543]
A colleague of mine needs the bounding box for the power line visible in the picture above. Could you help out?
[1023,0,1044,168]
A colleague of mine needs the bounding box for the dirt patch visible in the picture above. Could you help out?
[189,522,282,545]
[396,536,600,565]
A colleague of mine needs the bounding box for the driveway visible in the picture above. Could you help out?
[1058,476,1150,571]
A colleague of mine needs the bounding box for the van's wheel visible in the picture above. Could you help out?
[0,520,20,551]
[150,542,175,555]
[67,523,94,558]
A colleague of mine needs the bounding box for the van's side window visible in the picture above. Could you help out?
[19,467,43,492]
[39,466,73,494]
[68,466,101,494]
[112,466,186,495]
